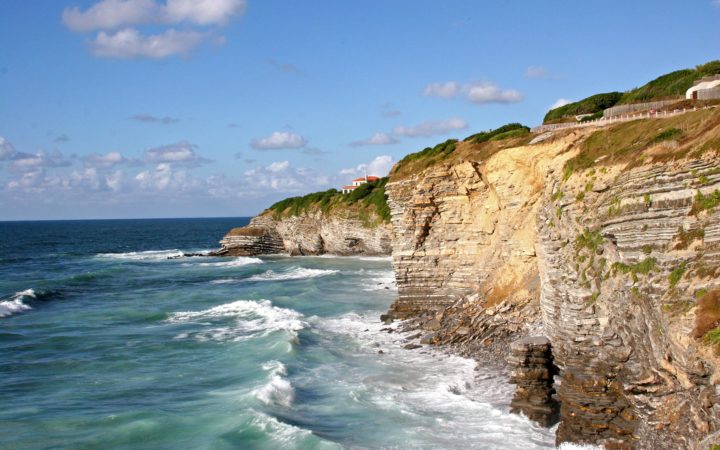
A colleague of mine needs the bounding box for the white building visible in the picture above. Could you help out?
[686,75,720,100]
[341,176,380,194]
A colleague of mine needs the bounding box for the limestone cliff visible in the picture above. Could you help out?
[217,210,392,256]
[384,110,720,449]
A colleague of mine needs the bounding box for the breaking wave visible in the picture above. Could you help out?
[253,361,294,407]
[168,299,305,343]
[248,268,339,282]
[96,249,184,261]
[194,257,263,268]
[0,289,36,318]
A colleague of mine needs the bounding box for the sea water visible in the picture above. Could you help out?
[0,218,571,449]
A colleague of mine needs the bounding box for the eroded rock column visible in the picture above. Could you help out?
[508,336,558,427]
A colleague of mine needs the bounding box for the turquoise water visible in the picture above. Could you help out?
[0,218,557,449]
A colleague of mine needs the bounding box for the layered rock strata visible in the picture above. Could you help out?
[508,336,558,427]
[383,116,720,448]
[217,211,392,256]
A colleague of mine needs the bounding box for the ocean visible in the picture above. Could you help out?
[0,217,560,449]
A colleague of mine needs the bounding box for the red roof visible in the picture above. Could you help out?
[352,176,380,182]
[342,185,357,189]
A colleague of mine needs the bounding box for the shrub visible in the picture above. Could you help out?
[651,128,682,144]
[690,190,720,215]
[576,229,603,253]
[464,123,529,143]
[668,263,686,288]
[543,92,623,123]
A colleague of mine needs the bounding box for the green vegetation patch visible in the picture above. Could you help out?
[690,190,720,215]
[576,229,603,253]
[650,127,683,144]
[674,227,704,250]
[464,123,529,143]
[618,61,720,105]
[267,177,391,224]
[391,139,458,176]
[668,263,687,288]
[543,92,623,124]
[612,257,657,280]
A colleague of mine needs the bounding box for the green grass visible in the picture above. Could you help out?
[613,257,658,277]
[705,327,720,346]
[650,127,683,144]
[668,263,686,288]
[674,227,704,249]
[618,61,720,104]
[690,190,720,215]
[392,139,458,176]
[267,178,391,223]
[576,229,603,253]
[543,92,623,124]
[463,123,529,143]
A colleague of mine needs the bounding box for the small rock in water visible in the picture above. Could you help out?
[378,350,384,354]
[404,343,422,350]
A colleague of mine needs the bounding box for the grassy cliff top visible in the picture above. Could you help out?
[264,177,391,225]
[544,61,720,124]
[390,123,531,179]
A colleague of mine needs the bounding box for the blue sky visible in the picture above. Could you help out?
[0,0,718,220]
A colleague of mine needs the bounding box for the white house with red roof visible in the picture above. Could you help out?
[341,175,380,194]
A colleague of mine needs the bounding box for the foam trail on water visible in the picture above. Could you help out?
[248,268,339,282]
[253,361,294,407]
[0,289,36,318]
[168,299,305,342]
[194,257,263,268]
[96,249,183,260]
[361,269,397,291]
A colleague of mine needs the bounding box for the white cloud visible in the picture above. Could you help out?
[268,160,289,172]
[350,132,399,147]
[84,151,127,168]
[135,163,184,190]
[550,98,573,110]
[393,118,468,138]
[422,81,461,98]
[92,28,206,59]
[423,80,523,104]
[0,136,16,160]
[62,0,246,32]
[340,155,394,178]
[144,141,210,165]
[9,151,71,172]
[250,131,308,150]
[465,82,523,104]
[243,160,329,193]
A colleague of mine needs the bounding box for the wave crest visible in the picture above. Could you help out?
[96,249,184,261]
[0,289,36,318]
[248,268,339,282]
[253,361,294,407]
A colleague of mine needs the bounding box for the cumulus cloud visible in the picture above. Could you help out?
[339,155,394,178]
[350,132,399,147]
[550,98,573,110]
[250,131,308,150]
[393,118,468,138]
[243,160,329,193]
[62,0,247,32]
[130,113,179,124]
[84,151,127,168]
[0,136,16,160]
[422,80,523,104]
[9,151,71,172]
[465,82,523,104]
[422,81,461,98]
[143,141,210,165]
[92,28,206,59]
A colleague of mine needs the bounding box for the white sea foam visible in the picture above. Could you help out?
[0,289,35,318]
[96,249,184,260]
[253,361,294,407]
[209,278,237,285]
[194,257,263,268]
[244,411,341,449]
[315,311,557,448]
[247,267,339,282]
[168,299,305,343]
[361,269,397,291]
[558,444,604,450]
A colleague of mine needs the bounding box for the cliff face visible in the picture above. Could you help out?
[384,112,720,449]
[218,211,392,256]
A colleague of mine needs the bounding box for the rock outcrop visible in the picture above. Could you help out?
[508,336,558,427]
[383,111,720,449]
[217,210,392,256]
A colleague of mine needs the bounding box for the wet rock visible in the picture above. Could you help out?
[404,343,422,350]
[508,336,559,427]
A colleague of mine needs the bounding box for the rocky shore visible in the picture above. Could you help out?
[218,109,720,449]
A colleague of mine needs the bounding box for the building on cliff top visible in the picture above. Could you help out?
[686,74,720,100]
[341,175,379,194]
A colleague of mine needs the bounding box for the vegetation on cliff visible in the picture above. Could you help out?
[543,60,720,123]
[543,92,623,124]
[266,177,391,224]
